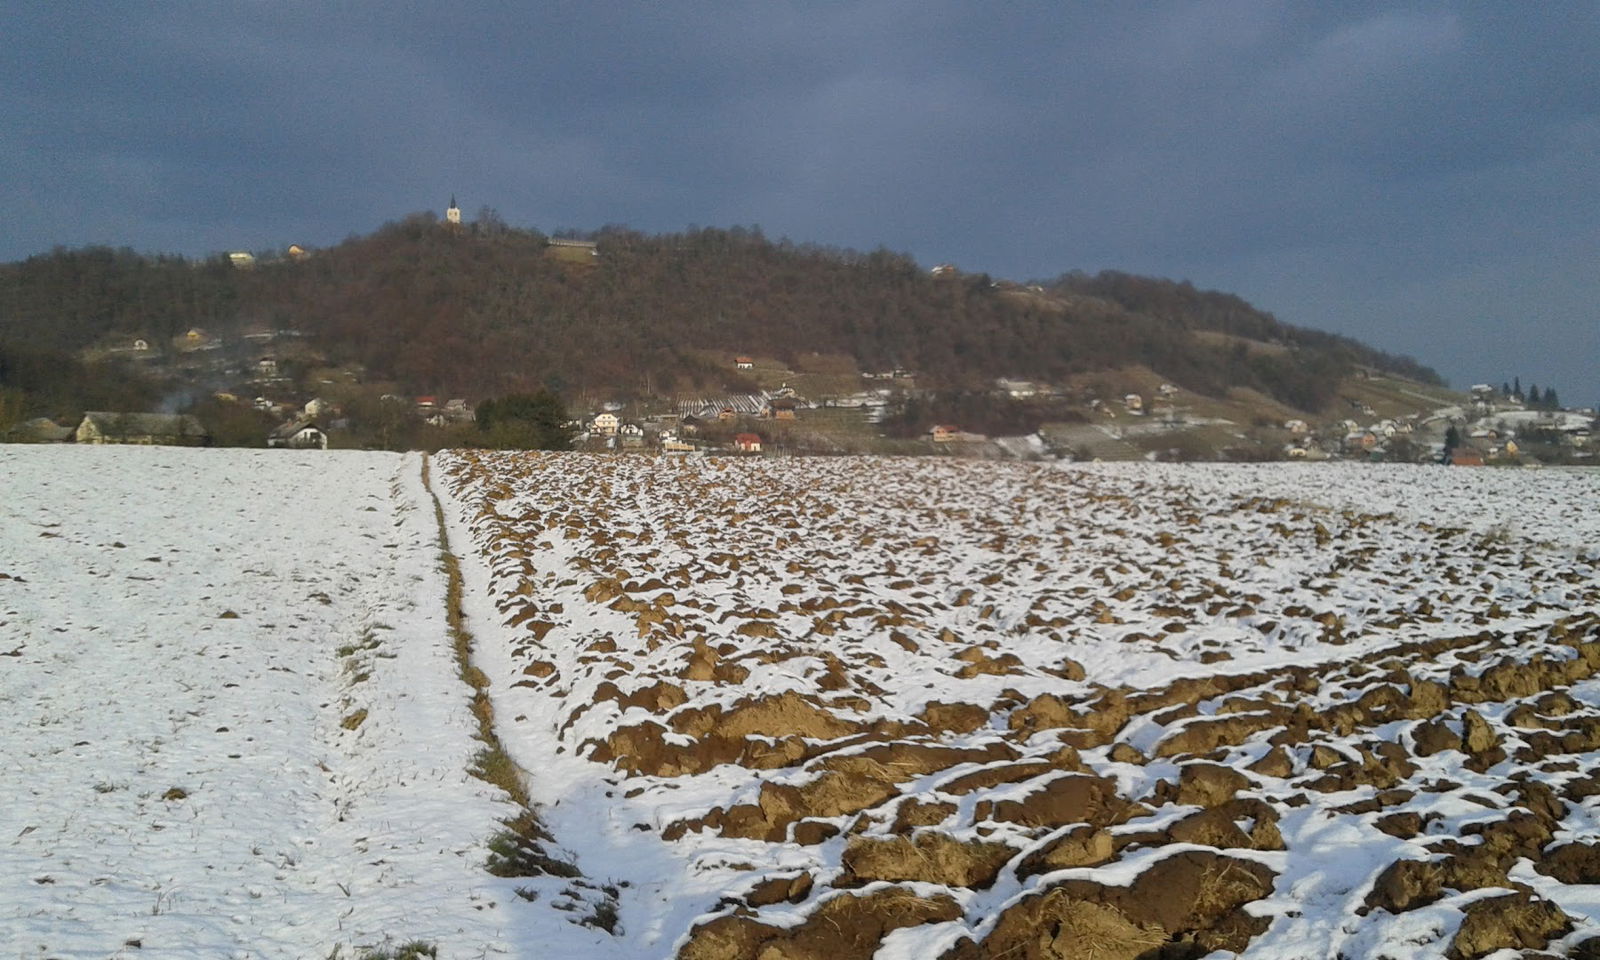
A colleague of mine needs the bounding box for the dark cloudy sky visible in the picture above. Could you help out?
[6,2,1596,398]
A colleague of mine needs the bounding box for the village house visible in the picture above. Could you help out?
[267,419,328,450]
[678,414,704,436]
[1345,430,1380,452]
[415,396,438,413]
[734,356,754,370]
[1283,419,1309,434]
[75,412,209,446]
[1123,394,1144,413]
[929,424,958,443]
[132,338,149,352]
[930,264,958,278]
[764,397,799,420]
[619,422,645,447]
[591,412,620,437]
[546,237,599,258]
[734,433,763,453]
[4,418,74,443]
[718,406,736,423]
[227,252,256,269]
[1450,447,1486,467]
[661,437,696,453]
[256,357,279,378]
[996,378,1037,399]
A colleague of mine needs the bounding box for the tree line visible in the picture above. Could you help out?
[1501,378,1561,410]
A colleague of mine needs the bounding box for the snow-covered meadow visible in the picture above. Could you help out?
[5,447,1599,959]
[1,447,515,959]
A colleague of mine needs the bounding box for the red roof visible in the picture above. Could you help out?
[735,356,754,363]
[416,396,438,406]
[735,433,762,444]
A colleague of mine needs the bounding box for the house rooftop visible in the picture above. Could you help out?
[6,418,74,442]
[268,418,323,441]
[80,412,208,439]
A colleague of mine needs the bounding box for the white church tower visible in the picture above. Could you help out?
[446,195,462,226]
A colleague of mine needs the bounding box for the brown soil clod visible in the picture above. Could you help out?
[1411,719,1463,757]
[1015,825,1117,878]
[1365,858,1446,914]
[1446,892,1572,959]
[838,832,1017,889]
[975,773,1129,829]
[1536,842,1600,884]
[680,886,963,960]
[945,850,1277,959]
[1175,763,1251,808]
[745,872,814,907]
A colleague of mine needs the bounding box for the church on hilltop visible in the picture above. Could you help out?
[445,195,461,229]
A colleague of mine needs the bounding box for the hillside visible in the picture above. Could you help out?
[0,216,1442,424]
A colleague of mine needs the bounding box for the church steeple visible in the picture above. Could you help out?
[446,195,461,225]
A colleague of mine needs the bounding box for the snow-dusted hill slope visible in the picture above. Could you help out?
[435,454,1600,959]
[1,447,513,959]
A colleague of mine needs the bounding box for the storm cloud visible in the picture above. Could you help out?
[4,2,1595,396]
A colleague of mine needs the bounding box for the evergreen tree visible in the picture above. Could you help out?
[475,391,576,450]
[1513,376,1523,401]
[0,386,24,432]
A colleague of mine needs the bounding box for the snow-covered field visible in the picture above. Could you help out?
[6,449,1600,959]
[435,454,1600,959]
[1,447,514,959]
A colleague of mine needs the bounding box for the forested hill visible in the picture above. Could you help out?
[0,214,1440,411]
